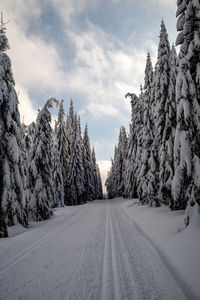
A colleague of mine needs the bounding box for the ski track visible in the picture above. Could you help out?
[0,200,189,300]
[0,208,86,274]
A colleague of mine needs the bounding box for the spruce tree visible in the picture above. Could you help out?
[172,0,200,220]
[118,126,128,196]
[52,131,64,208]
[0,16,28,237]
[106,149,118,199]
[138,53,154,204]
[28,98,58,220]
[83,124,94,201]
[124,93,142,198]
[56,100,69,205]
[92,147,103,199]
[66,114,85,205]
[154,20,177,206]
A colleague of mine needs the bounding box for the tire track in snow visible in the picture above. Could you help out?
[0,209,86,275]
[100,205,110,300]
[119,206,194,300]
[100,205,121,300]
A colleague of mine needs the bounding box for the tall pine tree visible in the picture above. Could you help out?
[28,98,58,220]
[0,16,28,237]
[173,0,200,223]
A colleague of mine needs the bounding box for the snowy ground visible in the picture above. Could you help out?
[0,199,197,300]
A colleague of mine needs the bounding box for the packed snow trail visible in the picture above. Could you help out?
[0,199,187,300]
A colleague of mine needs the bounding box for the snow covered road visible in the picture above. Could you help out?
[0,199,188,300]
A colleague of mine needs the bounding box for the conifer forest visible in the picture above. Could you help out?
[0,1,200,300]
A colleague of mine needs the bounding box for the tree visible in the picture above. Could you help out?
[124,93,142,199]
[106,149,117,199]
[52,131,64,208]
[0,15,28,237]
[28,98,58,220]
[56,100,69,205]
[117,126,128,196]
[83,124,94,201]
[66,114,85,205]
[138,53,154,204]
[92,147,103,199]
[172,0,200,222]
[154,20,177,206]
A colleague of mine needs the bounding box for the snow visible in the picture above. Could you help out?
[0,199,196,300]
[121,198,200,300]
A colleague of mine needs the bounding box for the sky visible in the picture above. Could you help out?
[1,0,177,192]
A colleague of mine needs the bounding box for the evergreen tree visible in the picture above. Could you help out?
[66,114,85,205]
[138,53,154,204]
[0,16,28,237]
[172,0,200,221]
[28,98,58,220]
[56,100,69,205]
[154,20,177,206]
[118,126,128,196]
[83,124,94,201]
[106,148,118,199]
[52,130,64,208]
[124,93,142,198]
[92,147,103,199]
[96,163,103,199]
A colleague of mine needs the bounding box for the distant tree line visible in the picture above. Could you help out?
[0,21,103,237]
[106,1,200,226]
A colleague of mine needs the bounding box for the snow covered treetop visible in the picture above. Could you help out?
[0,13,9,52]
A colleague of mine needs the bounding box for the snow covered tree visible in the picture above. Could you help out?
[138,53,154,204]
[52,132,64,208]
[55,100,69,205]
[96,164,103,199]
[28,98,58,220]
[117,126,128,196]
[92,147,103,199]
[172,0,200,221]
[124,93,143,198]
[154,20,177,206]
[0,16,28,237]
[106,148,118,199]
[83,124,94,201]
[66,114,85,205]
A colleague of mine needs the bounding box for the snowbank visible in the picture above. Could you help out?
[121,198,200,300]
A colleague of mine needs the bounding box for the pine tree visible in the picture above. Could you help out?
[0,15,28,237]
[28,98,58,220]
[66,114,85,205]
[96,163,103,199]
[83,124,94,201]
[56,100,69,205]
[138,53,154,204]
[52,131,64,208]
[172,0,200,221]
[124,93,142,198]
[91,147,103,199]
[106,149,118,199]
[154,20,177,206]
[118,126,128,196]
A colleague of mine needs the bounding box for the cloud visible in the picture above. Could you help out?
[97,160,111,193]
[64,21,154,123]
[111,0,176,9]
[2,0,67,124]
[2,0,158,128]
[16,84,38,124]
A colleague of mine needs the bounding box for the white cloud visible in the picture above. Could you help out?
[1,0,158,138]
[111,0,176,9]
[2,0,66,124]
[16,84,38,124]
[97,160,111,193]
[64,21,154,123]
